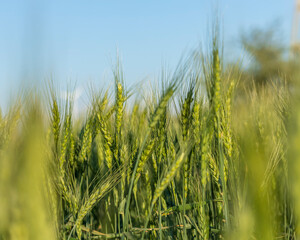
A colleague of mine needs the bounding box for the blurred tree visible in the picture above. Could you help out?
[238,24,300,88]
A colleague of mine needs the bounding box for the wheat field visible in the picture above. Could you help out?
[0,36,299,240]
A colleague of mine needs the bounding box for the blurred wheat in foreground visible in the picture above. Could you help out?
[0,36,300,240]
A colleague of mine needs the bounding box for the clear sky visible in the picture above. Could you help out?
[0,0,295,111]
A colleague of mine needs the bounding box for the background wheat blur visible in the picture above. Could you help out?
[0,28,300,240]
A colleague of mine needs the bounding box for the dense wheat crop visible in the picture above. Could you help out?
[0,36,299,240]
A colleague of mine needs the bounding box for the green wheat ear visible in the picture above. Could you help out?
[152,151,186,205]
[141,141,193,239]
[97,112,113,169]
[134,138,156,185]
[149,86,174,130]
[75,166,124,239]
[212,47,221,119]
[51,98,61,152]
[78,119,92,163]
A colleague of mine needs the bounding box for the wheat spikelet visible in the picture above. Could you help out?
[69,131,75,166]
[75,167,122,239]
[201,133,209,187]
[182,90,191,198]
[97,113,112,147]
[200,202,209,239]
[134,138,155,185]
[128,142,138,184]
[75,181,111,238]
[97,113,114,169]
[78,120,92,163]
[157,130,166,165]
[152,151,158,175]
[224,155,229,184]
[105,144,113,169]
[212,47,221,119]
[225,81,234,119]
[208,153,220,186]
[51,99,60,151]
[115,82,125,134]
[149,86,174,130]
[222,129,233,158]
[105,105,116,121]
[181,87,193,140]
[120,143,127,165]
[96,135,104,168]
[58,115,71,177]
[170,179,178,205]
[58,176,77,215]
[192,100,201,154]
[100,91,108,113]
[114,82,125,165]
[182,97,192,235]
[152,150,186,206]
[222,80,235,158]
[138,108,148,137]
[130,103,139,127]
[182,102,189,140]
[145,169,152,204]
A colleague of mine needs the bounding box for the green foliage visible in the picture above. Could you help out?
[239,24,300,88]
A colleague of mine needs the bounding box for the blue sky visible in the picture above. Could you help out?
[0,0,294,110]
